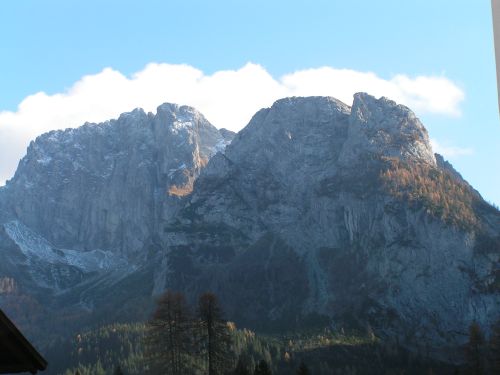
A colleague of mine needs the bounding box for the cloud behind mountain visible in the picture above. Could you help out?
[0,62,464,184]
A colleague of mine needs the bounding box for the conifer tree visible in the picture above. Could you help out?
[197,292,232,375]
[145,290,193,375]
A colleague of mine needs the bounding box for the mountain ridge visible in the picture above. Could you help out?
[0,93,499,363]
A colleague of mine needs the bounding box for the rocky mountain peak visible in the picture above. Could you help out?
[233,96,350,144]
[155,103,202,129]
[223,94,435,175]
[2,102,233,255]
[117,107,148,121]
[339,93,436,166]
[221,96,351,178]
[164,95,500,356]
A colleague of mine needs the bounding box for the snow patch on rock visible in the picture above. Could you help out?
[4,220,129,273]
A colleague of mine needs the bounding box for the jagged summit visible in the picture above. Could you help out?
[22,102,218,155]
[222,93,435,180]
[342,93,436,166]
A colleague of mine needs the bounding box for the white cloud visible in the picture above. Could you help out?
[281,68,465,117]
[0,62,465,184]
[430,139,474,158]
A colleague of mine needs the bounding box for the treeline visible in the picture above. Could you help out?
[47,290,465,375]
[131,290,318,375]
[45,323,147,374]
[52,291,319,375]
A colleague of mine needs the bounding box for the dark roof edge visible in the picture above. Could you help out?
[0,309,48,371]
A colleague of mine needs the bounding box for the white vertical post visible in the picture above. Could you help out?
[492,0,500,115]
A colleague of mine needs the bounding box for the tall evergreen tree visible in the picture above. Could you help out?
[145,290,193,375]
[296,362,310,375]
[490,318,500,373]
[466,322,485,375]
[113,365,124,375]
[197,292,232,375]
[254,360,272,375]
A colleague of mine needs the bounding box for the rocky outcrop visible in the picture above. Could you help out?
[339,93,436,167]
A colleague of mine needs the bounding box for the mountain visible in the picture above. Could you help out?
[1,94,499,362]
[2,104,233,256]
[160,94,500,357]
[0,104,234,338]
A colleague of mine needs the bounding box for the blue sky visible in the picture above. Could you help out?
[0,0,499,206]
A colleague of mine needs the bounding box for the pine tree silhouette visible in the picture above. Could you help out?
[197,292,232,375]
[145,290,193,375]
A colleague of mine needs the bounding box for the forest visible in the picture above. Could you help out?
[40,290,500,375]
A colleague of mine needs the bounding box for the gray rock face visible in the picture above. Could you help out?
[339,93,436,167]
[1,104,232,257]
[161,94,500,358]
